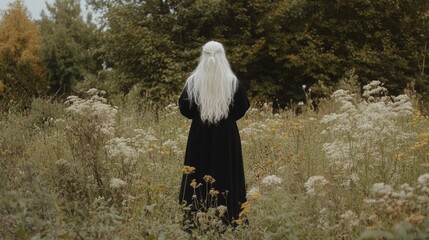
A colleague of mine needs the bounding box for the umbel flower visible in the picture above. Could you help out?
[320,80,416,185]
[217,205,227,217]
[304,176,329,196]
[203,175,216,184]
[181,165,196,174]
[247,187,261,200]
[110,178,127,189]
[261,175,283,186]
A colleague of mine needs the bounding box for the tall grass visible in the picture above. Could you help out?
[1,82,428,239]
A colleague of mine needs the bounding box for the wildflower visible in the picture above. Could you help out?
[261,175,283,186]
[340,210,359,228]
[87,88,99,96]
[190,179,197,188]
[298,101,304,106]
[203,175,216,184]
[209,188,220,196]
[418,173,429,187]
[105,137,138,159]
[110,178,127,189]
[362,80,387,99]
[65,91,117,137]
[302,85,307,90]
[395,150,404,161]
[304,176,329,196]
[239,201,250,218]
[371,183,393,196]
[217,205,227,217]
[317,207,330,229]
[181,165,196,174]
[162,139,180,153]
[247,187,261,200]
[420,133,429,139]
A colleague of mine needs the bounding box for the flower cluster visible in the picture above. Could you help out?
[320,81,416,185]
[362,80,388,101]
[339,210,359,229]
[65,89,118,137]
[304,175,329,197]
[246,187,261,200]
[261,175,283,186]
[110,178,127,189]
[363,173,429,223]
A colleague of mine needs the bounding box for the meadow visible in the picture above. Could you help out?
[1,79,429,239]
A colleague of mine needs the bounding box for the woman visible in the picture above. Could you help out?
[178,41,250,224]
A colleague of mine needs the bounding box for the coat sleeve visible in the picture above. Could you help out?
[231,84,250,121]
[178,89,197,119]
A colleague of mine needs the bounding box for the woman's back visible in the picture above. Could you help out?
[178,41,250,227]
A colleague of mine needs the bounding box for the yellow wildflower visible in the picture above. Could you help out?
[209,188,219,196]
[190,179,197,188]
[203,175,216,183]
[395,150,404,161]
[250,191,261,200]
[181,165,196,174]
[419,133,429,140]
[239,201,251,218]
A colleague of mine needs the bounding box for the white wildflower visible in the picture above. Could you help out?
[362,80,388,99]
[110,178,127,189]
[247,187,261,199]
[417,173,429,187]
[65,91,117,137]
[305,176,329,196]
[340,210,359,228]
[320,82,415,184]
[162,139,178,149]
[217,205,227,212]
[371,183,393,196]
[261,175,283,186]
[87,88,99,96]
[317,207,329,229]
[105,137,138,159]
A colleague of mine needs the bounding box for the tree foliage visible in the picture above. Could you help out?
[0,0,47,109]
[86,0,429,105]
[0,0,428,107]
[39,0,100,95]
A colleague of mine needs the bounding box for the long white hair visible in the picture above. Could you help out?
[185,41,238,124]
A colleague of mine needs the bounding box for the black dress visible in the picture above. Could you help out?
[178,84,250,222]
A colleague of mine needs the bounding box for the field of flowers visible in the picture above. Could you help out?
[1,79,429,239]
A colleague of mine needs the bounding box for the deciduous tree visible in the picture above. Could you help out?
[0,0,47,109]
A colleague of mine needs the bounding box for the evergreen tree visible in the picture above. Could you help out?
[39,0,100,95]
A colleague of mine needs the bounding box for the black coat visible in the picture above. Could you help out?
[178,85,250,222]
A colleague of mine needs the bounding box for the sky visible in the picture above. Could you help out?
[0,0,89,20]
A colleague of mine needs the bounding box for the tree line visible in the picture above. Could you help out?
[1,0,428,110]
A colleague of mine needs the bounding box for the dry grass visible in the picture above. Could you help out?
[1,84,429,239]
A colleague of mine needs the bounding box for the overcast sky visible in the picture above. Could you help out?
[0,0,89,20]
